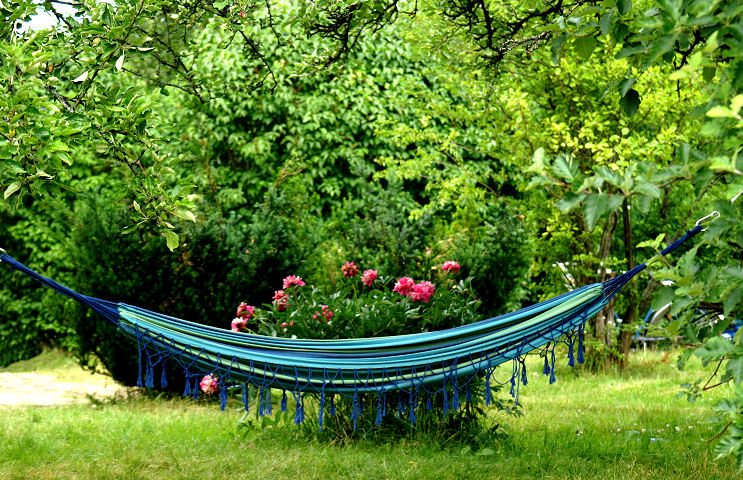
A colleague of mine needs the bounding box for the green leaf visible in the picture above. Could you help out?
[553,155,577,182]
[703,66,716,83]
[551,34,568,64]
[707,106,735,118]
[695,337,735,364]
[599,12,613,36]
[73,71,88,83]
[633,182,661,198]
[619,78,635,97]
[617,0,632,15]
[174,208,197,222]
[726,357,743,385]
[165,230,179,251]
[4,182,21,200]
[574,36,599,60]
[620,89,641,117]
[583,193,607,231]
[556,193,585,213]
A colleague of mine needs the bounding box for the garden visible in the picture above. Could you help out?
[1,0,743,478]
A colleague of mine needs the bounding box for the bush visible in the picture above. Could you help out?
[450,200,534,316]
[0,206,77,367]
[64,186,319,388]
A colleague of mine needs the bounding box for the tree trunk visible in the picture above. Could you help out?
[618,198,637,368]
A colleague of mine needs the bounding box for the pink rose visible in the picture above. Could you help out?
[393,277,415,297]
[341,261,359,277]
[272,290,289,312]
[441,261,460,273]
[236,302,255,319]
[411,281,435,303]
[200,374,219,395]
[361,269,378,286]
[313,305,334,323]
[282,275,306,289]
[231,317,247,332]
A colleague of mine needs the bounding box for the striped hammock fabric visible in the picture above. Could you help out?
[0,225,702,428]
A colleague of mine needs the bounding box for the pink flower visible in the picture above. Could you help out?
[341,261,359,277]
[231,317,248,332]
[393,277,415,297]
[282,275,306,289]
[236,302,255,319]
[361,269,378,286]
[272,290,288,312]
[313,305,334,323]
[200,375,219,395]
[280,320,294,329]
[411,281,435,303]
[441,261,461,274]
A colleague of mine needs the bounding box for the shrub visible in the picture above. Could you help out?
[64,186,319,388]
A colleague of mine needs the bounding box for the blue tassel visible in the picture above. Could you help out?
[485,371,491,406]
[220,385,227,411]
[375,393,383,426]
[352,391,359,431]
[145,360,154,389]
[521,363,528,385]
[426,393,432,410]
[192,378,199,399]
[136,334,143,388]
[330,395,336,417]
[578,326,585,364]
[265,388,272,416]
[160,363,168,388]
[242,385,249,412]
[409,393,417,426]
[568,339,575,367]
[300,396,306,424]
[137,357,143,388]
[281,390,287,412]
[319,390,325,431]
[549,348,557,384]
[294,397,302,425]
[442,380,449,415]
[543,354,550,376]
[258,386,264,416]
[466,386,472,404]
[397,396,405,417]
[452,386,460,411]
[382,393,387,417]
[183,375,191,397]
[509,372,515,398]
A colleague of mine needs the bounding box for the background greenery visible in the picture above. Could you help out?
[2,0,743,470]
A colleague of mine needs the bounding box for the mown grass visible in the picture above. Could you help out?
[0,349,738,479]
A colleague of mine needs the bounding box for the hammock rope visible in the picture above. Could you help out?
[0,223,705,427]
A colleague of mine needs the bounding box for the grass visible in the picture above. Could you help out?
[0,349,738,479]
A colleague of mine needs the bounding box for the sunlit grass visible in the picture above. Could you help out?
[0,349,737,479]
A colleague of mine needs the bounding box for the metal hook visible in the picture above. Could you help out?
[695,211,720,231]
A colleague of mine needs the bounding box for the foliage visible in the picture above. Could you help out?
[63,185,319,387]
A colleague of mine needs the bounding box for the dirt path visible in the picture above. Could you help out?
[0,371,125,406]
[0,351,127,407]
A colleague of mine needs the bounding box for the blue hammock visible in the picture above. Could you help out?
[0,226,702,427]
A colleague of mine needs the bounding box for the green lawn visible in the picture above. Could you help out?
[0,350,737,479]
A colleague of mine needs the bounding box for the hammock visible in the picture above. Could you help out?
[0,225,703,428]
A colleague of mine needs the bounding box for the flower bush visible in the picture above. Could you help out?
[229,260,480,340]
